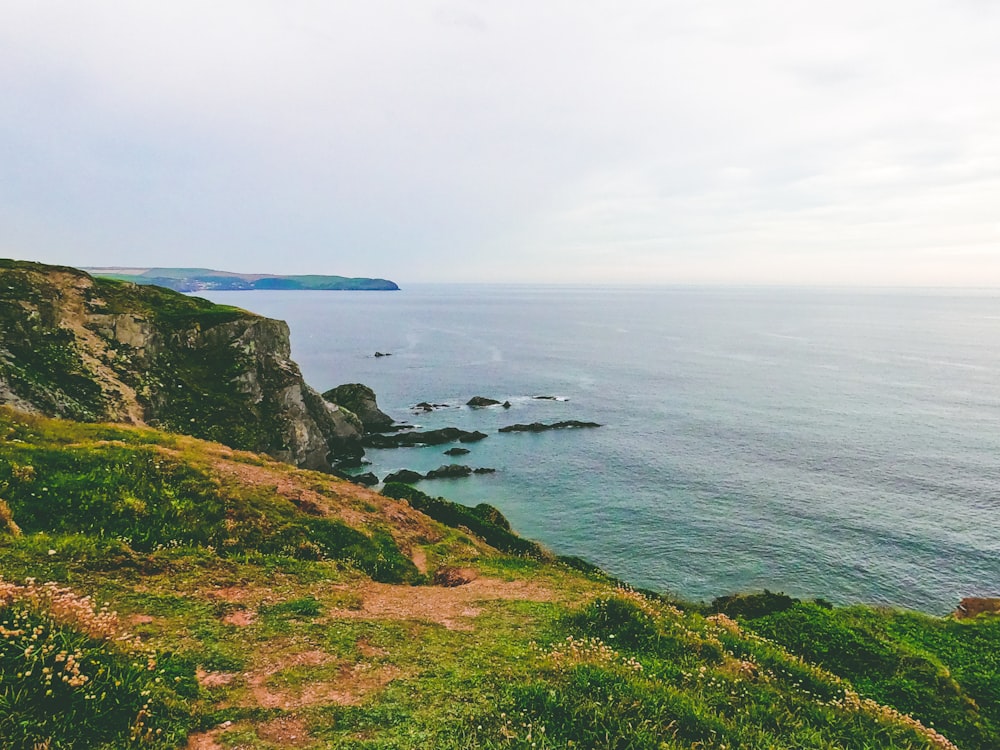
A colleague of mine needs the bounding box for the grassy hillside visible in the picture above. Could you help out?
[2,407,998,749]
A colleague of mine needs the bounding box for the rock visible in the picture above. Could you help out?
[498,420,601,433]
[467,396,502,407]
[350,472,379,487]
[459,430,489,443]
[374,351,392,357]
[955,597,1000,619]
[533,395,559,400]
[443,447,471,456]
[425,464,473,479]
[383,469,424,484]
[364,428,488,448]
[473,467,496,474]
[322,383,395,432]
[414,401,450,412]
[502,400,511,408]
[433,566,478,587]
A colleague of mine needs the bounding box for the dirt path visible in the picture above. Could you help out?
[327,577,556,631]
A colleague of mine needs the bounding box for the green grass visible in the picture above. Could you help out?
[741,602,1000,749]
[0,407,997,748]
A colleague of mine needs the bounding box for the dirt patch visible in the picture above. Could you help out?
[243,649,397,709]
[257,715,311,747]
[411,547,428,574]
[196,667,237,688]
[327,577,555,631]
[223,609,257,627]
[128,614,156,625]
[186,728,224,750]
[204,586,265,603]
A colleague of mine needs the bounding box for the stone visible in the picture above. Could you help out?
[322,383,395,432]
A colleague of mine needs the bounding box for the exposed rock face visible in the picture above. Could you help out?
[0,260,362,471]
[498,420,601,433]
[322,383,395,432]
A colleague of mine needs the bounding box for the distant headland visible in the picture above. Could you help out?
[84,266,400,292]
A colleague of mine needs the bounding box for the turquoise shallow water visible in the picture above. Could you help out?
[203,286,1000,612]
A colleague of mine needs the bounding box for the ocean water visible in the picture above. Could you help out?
[202,286,1000,613]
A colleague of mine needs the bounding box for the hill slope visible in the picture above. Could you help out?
[0,259,362,471]
[2,408,997,749]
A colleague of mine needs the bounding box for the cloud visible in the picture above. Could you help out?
[0,1,998,283]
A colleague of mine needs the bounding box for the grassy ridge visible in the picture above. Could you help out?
[1,408,999,748]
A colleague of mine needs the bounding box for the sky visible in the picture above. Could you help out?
[1,1,999,285]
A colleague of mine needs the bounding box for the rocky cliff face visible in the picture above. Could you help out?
[322,383,394,432]
[0,259,362,470]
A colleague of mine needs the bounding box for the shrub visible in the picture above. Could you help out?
[0,578,189,749]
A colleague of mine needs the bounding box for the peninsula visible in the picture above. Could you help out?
[84,266,400,292]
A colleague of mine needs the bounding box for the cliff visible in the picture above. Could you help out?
[0,259,362,470]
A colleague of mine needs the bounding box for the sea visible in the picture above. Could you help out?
[201,285,1000,613]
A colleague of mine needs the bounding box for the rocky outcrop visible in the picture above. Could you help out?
[498,420,601,433]
[0,259,362,471]
[350,472,380,487]
[443,447,470,456]
[954,597,1000,619]
[467,396,502,407]
[322,383,395,432]
[364,427,488,448]
[383,469,423,484]
[382,465,496,482]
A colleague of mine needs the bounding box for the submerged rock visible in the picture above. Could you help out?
[443,447,471,456]
[498,420,601,433]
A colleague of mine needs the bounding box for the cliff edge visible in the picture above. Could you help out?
[0,259,361,470]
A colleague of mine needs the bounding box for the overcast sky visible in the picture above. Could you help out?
[1,2,999,285]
